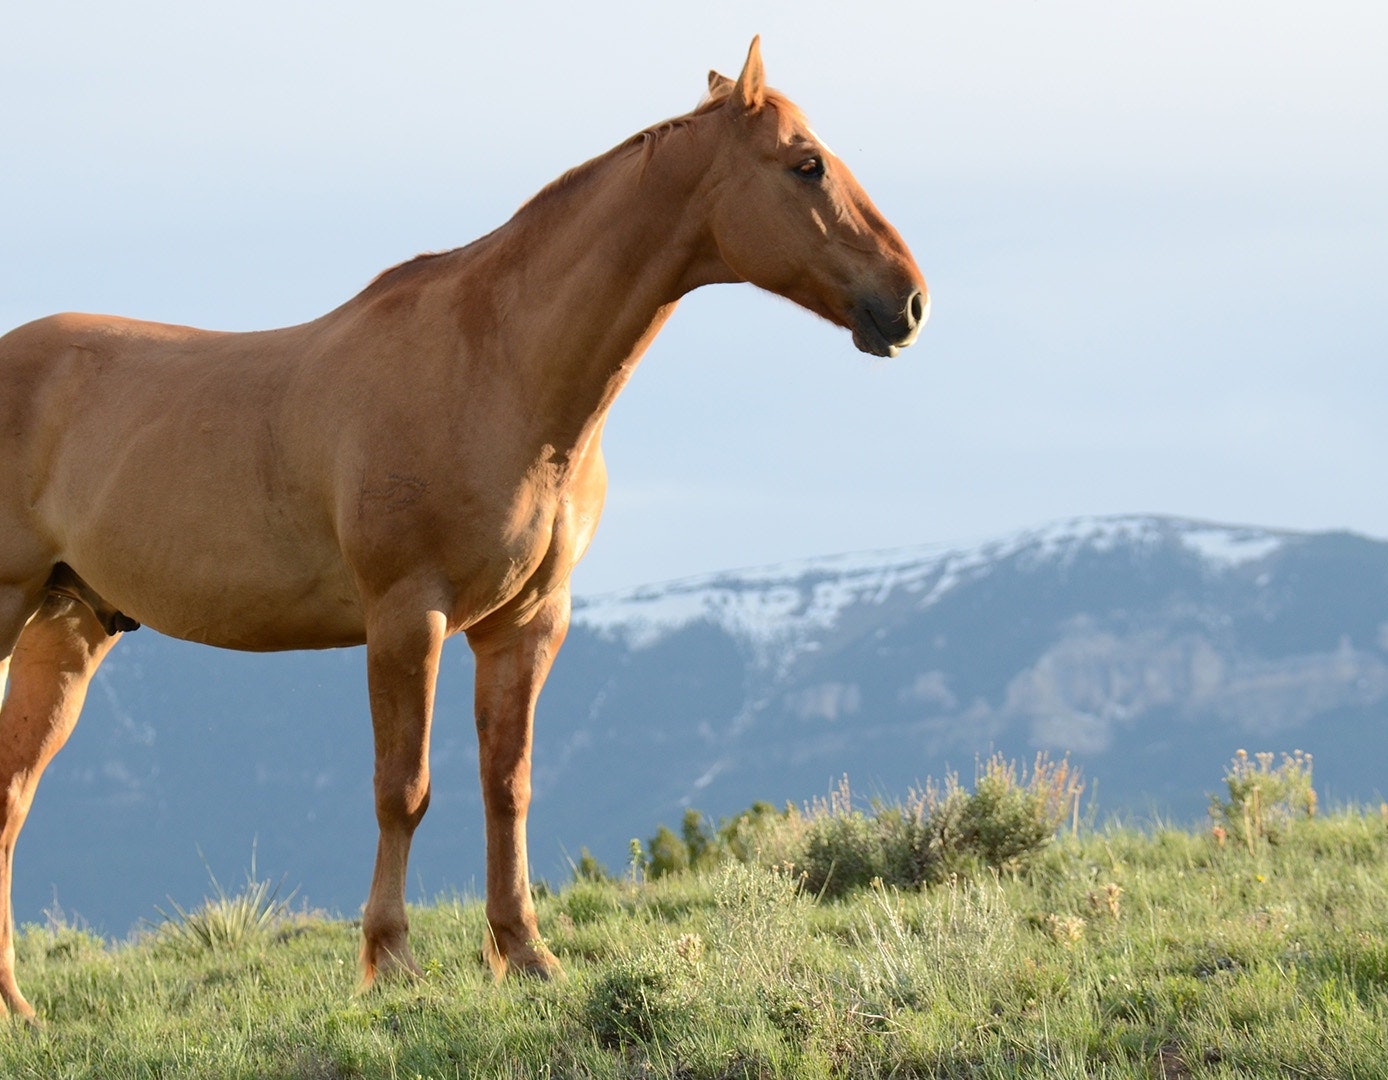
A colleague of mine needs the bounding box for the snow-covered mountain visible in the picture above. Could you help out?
[561,515,1387,829]
[16,515,1388,934]
[574,515,1289,670]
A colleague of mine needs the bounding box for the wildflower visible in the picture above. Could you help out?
[673,933,704,966]
[1042,913,1086,947]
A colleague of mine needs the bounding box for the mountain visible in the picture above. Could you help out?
[14,515,1388,934]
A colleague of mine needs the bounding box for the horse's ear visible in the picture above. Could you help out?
[731,35,766,111]
[707,69,734,98]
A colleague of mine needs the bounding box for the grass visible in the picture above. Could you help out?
[152,852,297,955]
[0,755,1373,1076]
[5,807,1388,1077]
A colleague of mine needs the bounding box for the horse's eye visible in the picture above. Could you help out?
[793,156,826,182]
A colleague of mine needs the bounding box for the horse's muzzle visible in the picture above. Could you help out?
[851,286,928,358]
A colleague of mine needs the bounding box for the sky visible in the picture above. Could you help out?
[4,1,1386,596]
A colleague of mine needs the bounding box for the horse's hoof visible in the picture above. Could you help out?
[0,1001,39,1027]
[359,935,423,991]
[515,954,566,982]
[482,935,565,982]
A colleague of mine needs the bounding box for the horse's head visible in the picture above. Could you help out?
[701,38,928,358]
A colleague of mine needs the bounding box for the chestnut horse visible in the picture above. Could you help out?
[0,38,925,1017]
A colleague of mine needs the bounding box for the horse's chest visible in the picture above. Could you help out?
[348,442,602,627]
[445,479,597,624]
[500,485,591,588]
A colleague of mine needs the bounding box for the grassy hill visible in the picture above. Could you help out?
[4,759,1387,1078]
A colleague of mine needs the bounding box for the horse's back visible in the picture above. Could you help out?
[0,313,170,564]
[0,311,227,432]
[0,311,257,514]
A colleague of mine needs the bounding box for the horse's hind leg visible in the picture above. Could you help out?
[0,596,117,1019]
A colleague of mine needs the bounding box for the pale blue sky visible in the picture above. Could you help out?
[4,1,1385,594]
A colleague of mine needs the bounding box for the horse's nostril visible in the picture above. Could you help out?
[907,289,925,327]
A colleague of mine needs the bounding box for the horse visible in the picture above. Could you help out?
[0,37,926,1018]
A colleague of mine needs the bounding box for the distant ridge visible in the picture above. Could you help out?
[572,515,1301,650]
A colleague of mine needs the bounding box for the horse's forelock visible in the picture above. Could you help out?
[699,84,811,146]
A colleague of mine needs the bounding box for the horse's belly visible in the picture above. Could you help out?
[36,383,367,647]
[76,554,366,651]
[57,502,367,651]
[141,582,366,651]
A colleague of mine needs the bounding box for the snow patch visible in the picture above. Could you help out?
[1180,527,1285,567]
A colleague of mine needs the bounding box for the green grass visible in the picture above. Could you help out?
[6,810,1388,1077]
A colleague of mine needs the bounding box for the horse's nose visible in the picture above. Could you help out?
[850,284,928,356]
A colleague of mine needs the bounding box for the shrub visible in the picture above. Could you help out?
[798,795,886,898]
[681,808,718,870]
[646,824,690,879]
[585,939,703,1047]
[796,755,1082,897]
[716,800,797,865]
[707,861,810,985]
[1210,749,1317,851]
[640,801,800,879]
[636,755,1081,900]
[849,875,1021,1015]
[794,779,931,898]
[932,753,1083,876]
[13,909,106,967]
[570,846,612,883]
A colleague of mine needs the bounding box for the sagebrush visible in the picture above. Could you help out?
[640,752,1083,898]
[1209,748,1316,851]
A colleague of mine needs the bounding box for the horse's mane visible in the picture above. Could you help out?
[360,249,461,298]
[360,86,806,300]
[517,92,730,215]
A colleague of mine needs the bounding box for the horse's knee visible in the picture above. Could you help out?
[480,770,531,820]
[374,773,431,832]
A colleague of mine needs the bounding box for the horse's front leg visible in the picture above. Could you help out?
[467,590,569,980]
[359,601,447,987]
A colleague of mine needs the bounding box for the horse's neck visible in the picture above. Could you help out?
[467,136,725,458]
